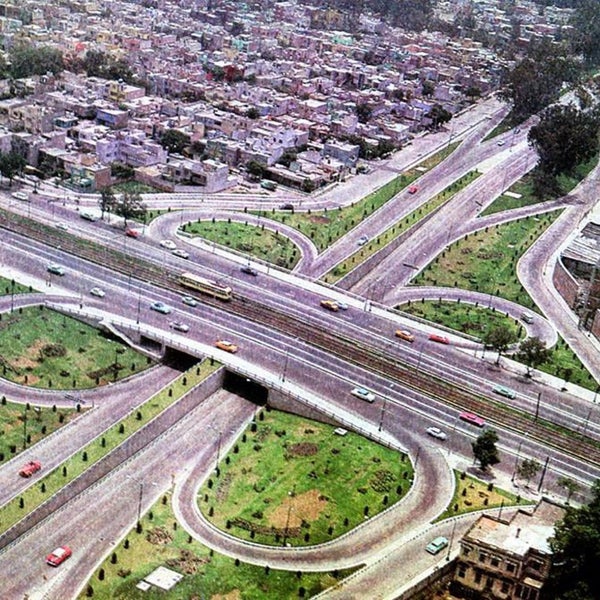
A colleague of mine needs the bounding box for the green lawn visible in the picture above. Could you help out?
[0,306,154,389]
[199,409,412,547]
[410,212,561,309]
[79,492,357,600]
[0,277,36,297]
[400,300,524,341]
[0,398,79,464]
[182,220,301,269]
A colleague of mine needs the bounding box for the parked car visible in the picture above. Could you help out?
[240,265,258,276]
[47,264,65,276]
[172,249,189,259]
[181,295,198,307]
[320,299,339,312]
[459,412,486,427]
[169,321,190,333]
[19,460,42,477]
[150,301,172,314]
[159,239,177,250]
[426,427,447,440]
[125,228,140,238]
[428,333,450,344]
[46,545,72,566]
[395,330,415,342]
[425,536,449,555]
[493,385,516,399]
[215,340,238,353]
[351,387,376,403]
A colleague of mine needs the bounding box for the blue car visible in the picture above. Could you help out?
[150,301,172,315]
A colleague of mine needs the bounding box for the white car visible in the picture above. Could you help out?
[182,295,198,307]
[169,321,190,333]
[89,287,105,298]
[160,240,177,250]
[172,249,189,259]
[426,427,447,440]
[351,387,376,403]
[56,222,68,231]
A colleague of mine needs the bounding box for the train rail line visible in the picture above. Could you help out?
[3,210,600,468]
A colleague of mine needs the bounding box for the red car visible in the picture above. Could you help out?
[428,333,450,344]
[125,228,140,238]
[19,460,42,477]
[459,412,486,427]
[408,185,418,194]
[46,545,72,566]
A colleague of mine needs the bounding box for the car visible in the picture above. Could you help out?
[12,191,29,201]
[182,295,198,307]
[170,321,190,333]
[89,287,105,298]
[425,536,449,555]
[357,235,369,246]
[172,248,190,259]
[125,228,140,238]
[351,387,376,403]
[47,264,65,276]
[215,340,238,353]
[150,301,172,314]
[160,239,177,250]
[497,140,505,146]
[46,545,72,567]
[19,460,42,477]
[337,301,349,310]
[279,203,294,210]
[428,333,450,344]
[408,185,418,194]
[320,299,339,312]
[459,411,486,427]
[240,265,258,276]
[79,211,99,222]
[395,330,415,342]
[520,313,534,324]
[55,222,68,231]
[493,385,516,399]
[426,427,447,441]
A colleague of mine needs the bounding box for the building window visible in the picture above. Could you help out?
[479,553,487,563]
[506,562,516,573]
[463,545,472,556]
[458,565,466,579]
[475,571,482,584]
[530,559,543,572]
[501,581,510,594]
[491,557,500,567]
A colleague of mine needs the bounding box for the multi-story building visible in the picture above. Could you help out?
[452,500,565,600]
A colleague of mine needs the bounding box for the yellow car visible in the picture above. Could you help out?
[215,340,238,353]
[320,299,339,312]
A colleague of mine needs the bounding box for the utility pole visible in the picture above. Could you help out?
[537,456,550,493]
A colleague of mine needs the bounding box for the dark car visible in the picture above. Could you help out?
[240,265,258,276]
[279,203,294,210]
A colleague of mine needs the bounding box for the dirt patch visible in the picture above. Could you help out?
[12,339,47,371]
[269,489,328,528]
[285,441,318,459]
[165,549,209,575]
[309,215,330,224]
[146,526,173,545]
[210,590,242,600]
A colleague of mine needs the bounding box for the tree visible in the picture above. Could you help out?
[483,324,517,365]
[570,0,600,68]
[355,103,372,124]
[9,43,64,79]
[528,105,600,178]
[160,129,190,155]
[557,476,581,504]
[113,192,146,227]
[0,151,26,186]
[517,458,541,486]
[471,429,500,471]
[246,107,259,120]
[99,188,117,220]
[516,336,551,377]
[547,480,600,600]
[246,160,265,180]
[427,104,452,130]
[422,80,435,97]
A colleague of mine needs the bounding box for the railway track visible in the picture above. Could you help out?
[3,209,600,467]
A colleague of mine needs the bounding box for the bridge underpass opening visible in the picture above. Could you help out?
[163,347,202,370]
[223,371,268,405]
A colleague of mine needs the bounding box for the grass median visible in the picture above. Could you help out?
[199,408,412,547]
[0,360,219,535]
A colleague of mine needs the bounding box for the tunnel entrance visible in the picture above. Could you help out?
[223,371,268,405]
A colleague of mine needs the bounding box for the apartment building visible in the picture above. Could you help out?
[451,500,565,600]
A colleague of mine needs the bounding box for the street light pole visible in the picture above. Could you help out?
[511,441,523,483]
[378,398,387,432]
